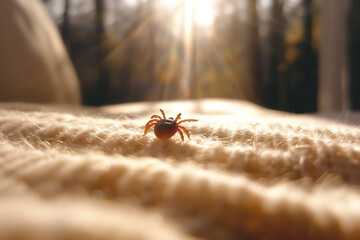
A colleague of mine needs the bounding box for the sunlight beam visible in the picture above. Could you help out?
[180,0,194,99]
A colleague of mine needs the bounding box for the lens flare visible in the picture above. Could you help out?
[193,0,215,26]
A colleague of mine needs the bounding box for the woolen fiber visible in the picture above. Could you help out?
[0,99,360,240]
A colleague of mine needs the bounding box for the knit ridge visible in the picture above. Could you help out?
[0,100,360,240]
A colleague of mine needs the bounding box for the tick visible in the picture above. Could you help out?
[144,109,198,141]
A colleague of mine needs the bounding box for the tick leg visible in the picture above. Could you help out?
[145,119,158,128]
[159,109,166,119]
[174,113,182,122]
[178,126,191,139]
[144,123,156,136]
[177,129,184,141]
[151,114,162,120]
[178,119,198,124]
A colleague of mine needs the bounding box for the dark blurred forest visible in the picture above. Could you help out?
[43,0,360,113]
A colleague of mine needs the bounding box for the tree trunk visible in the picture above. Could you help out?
[348,0,360,110]
[318,0,349,111]
[61,0,70,43]
[290,0,317,113]
[267,0,285,110]
[247,0,261,104]
[94,0,109,105]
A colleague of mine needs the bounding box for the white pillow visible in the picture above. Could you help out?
[0,0,81,104]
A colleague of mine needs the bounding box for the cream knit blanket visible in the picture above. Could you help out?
[1,99,360,240]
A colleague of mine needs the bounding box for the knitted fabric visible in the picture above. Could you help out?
[1,99,360,240]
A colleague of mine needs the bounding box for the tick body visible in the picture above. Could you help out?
[144,109,198,141]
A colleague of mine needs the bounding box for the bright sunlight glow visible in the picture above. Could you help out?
[185,0,215,27]
[159,0,216,27]
[193,0,216,26]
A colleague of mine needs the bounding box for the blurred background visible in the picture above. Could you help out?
[42,0,360,113]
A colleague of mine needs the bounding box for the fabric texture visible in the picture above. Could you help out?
[0,99,360,240]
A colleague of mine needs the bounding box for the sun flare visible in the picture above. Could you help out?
[183,0,216,27]
[158,0,216,27]
[193,0,216,26]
